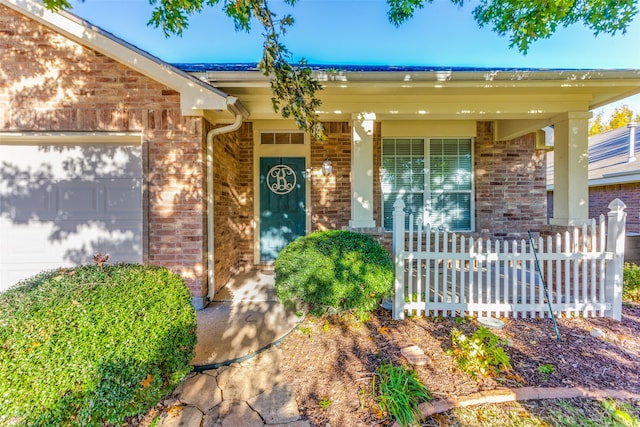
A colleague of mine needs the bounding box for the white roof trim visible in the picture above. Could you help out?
[547,172,640,191]
[589,173,640,187]
[0,131,142,144]
[2,0,238,116]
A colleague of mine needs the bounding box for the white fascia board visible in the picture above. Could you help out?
[0,131,142,143]
[547,172,640,191]
[589,173,640,187]
[204,68,640,84]
[2,0,232,115]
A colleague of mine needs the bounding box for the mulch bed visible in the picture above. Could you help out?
[124,303,640,426]
[277,303,640,426]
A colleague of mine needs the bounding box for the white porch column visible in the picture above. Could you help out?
[350,112,376,228]
[550,112,591,226]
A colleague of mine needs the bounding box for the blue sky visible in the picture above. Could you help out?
[69,0,640,111]
[69,0,640,68]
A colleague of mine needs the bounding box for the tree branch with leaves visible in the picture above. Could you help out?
[44,0,639,140]
[145,0,326,139]
[590,105,640,136]
[388,0,638,53]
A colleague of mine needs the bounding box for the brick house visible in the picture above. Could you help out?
[2,0,640,307]
[547,124,640,262]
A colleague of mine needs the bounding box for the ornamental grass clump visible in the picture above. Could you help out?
[274,230,393,318]
[0,264,197,427]
[374,362,431,427]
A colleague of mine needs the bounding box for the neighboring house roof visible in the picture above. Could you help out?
[1,0,247,119]
[547,125,640,189]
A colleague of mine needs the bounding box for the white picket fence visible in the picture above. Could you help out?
[391,199,627,321]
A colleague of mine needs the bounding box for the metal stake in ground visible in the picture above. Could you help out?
[528,231,562,342]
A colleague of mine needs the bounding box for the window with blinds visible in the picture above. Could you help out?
[429,138,473,230]
[382,139,425,230]
[382,137,473,231]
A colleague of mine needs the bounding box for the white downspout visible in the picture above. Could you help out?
[206,98,246,302]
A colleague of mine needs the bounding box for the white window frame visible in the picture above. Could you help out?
[381,136,475,232]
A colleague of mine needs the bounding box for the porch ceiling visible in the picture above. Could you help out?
[195,69,640,123]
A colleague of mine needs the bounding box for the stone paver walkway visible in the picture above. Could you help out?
[157,346,309,427]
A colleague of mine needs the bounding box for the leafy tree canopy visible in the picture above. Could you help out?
[44,0,638,141]
[589,105,640,136]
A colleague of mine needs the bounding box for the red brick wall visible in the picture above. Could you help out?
[209,122,237,292]
[237,124,255,268]
[231,120,551,265]
[555,184,639,234]
[590,184,640,233]
[147,118,207,298]
[374,121,547,241]
[210,121,254,292]
[547,185,640,262]
[311,122,352,231]
[549,184,639,234]
[306,120,549,245]
[474,122,548,238]
[547,191,554,221]
[0,6,208,297]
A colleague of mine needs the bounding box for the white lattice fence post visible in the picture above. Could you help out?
[393,199,406,320]
[605,198,627,321]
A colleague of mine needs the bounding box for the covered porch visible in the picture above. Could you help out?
[201,67,640,233]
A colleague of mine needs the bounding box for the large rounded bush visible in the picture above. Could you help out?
[0,264,197,427]
[274,230,393,316]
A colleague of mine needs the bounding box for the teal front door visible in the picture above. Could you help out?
[260,157,306,263]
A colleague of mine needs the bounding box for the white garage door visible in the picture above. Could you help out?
[0,141,143,292]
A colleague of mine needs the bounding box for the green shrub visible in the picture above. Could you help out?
[623,262,640,303]
[374,363,431,427]
[274,230,393,318]
[449,326,512,379]
[0,264,197,427]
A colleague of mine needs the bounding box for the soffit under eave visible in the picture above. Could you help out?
[494,119,556,143]
[201,108,249,125]
[198,70,640,121]
[236,96,592,122]
[495,110,594,142]
[589,87,640,110]
[222,85,604,120]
